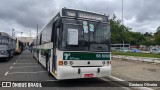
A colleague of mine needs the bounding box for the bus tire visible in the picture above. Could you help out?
[47,60,51,76]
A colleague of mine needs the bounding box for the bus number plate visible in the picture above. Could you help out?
[84,74,94,78]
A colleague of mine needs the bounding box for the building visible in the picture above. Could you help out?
[17,37,34,47]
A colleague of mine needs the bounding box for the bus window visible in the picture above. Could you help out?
[58,18,110,52]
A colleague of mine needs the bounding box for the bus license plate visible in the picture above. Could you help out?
[84,74,94,78]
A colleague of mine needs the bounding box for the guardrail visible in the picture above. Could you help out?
[112,55,160,64]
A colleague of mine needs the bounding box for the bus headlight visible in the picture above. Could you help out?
[64,61,68,65]
[70,61,73,65]
[0,50,7,55]
[102,61,105,65]
[106,61,110,65]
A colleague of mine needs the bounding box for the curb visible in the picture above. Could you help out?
[107,76,154,90]
[112,55,160,64]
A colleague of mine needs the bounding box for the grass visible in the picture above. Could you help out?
[112,51,160,58]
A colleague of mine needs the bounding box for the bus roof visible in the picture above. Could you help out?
[0,32,13,38]
[62,8,108,22]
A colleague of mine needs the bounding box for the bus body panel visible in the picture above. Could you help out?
[57,65,111,79]
[54,50,111,79]
[0,32,16,60]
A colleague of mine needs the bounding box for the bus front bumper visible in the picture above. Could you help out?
[0,54,9,58]
[57,65,111,80]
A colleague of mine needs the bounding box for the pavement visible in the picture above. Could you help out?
[0,50,132,90]
[112,58,160,90]
[112,58,160,81]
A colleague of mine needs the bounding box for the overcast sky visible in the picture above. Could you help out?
[0,0,159,37]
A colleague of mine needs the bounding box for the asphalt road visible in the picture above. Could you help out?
[0,50,132,90]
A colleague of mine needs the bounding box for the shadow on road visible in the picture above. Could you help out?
[42,78,119,87]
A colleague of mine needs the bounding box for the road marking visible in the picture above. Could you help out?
[4,71,9,76]
[4,52,23,76]
[7,71,47,75]
[108,76,154,90]
[10,66,13,69]
[45,80,58,81]
[12,66,41,68]
[100,77,130,90]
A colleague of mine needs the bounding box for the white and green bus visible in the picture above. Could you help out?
[33,8,111,80]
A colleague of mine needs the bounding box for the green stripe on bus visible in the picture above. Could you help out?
[63,52,110,60]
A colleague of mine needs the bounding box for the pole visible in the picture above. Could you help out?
[36,24,38,46]
[21,32,23,41]
[12,29,15,38]
[37,24,38,36]
[122,0,124,50]
[14,31,15,38]
[30,30,31,38]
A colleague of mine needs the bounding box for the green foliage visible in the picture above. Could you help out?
[155,34,160,45]
[110,14,160,45]
[110,15,146,45]
[144,32,153,37]
[154,28,160,45]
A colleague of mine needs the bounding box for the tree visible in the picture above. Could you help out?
[144,32,153,37]
[154,27,160,45]
[110,14,147,45]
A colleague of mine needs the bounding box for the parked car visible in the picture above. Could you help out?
[130,48,141,53]
[119,48,130,52]
[150,48,160,54]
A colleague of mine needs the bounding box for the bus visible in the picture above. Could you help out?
[15,38,24,54]
[0,32,16,61]
[33,8,111,79]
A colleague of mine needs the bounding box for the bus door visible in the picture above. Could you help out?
[52,19,60,74]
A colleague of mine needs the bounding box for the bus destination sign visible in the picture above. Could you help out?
[62,8,108,22]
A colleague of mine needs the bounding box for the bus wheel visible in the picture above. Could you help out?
[47,60,51,76]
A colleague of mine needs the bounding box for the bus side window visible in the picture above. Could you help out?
[40,34,42,45]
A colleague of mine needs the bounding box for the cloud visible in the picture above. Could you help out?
[0,0,159,37]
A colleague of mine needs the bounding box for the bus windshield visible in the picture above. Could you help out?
[58,18,110,52]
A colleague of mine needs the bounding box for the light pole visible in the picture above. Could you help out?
[21,32,23,41]
[30,30,31,38]
[12,29,15,38]
[122,0,125,50]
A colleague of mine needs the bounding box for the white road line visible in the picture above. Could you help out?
[108,76,154,90]
[12,66,41,68]
[7,71,47,75]
[100,77,130,90]
[4,52,23,76]
[109,76,124,81]
[45,80,58,81]
[4,71,9,76]
[10,66,13,69]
